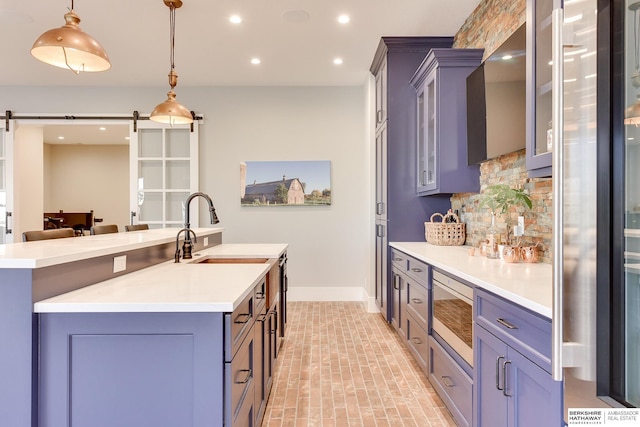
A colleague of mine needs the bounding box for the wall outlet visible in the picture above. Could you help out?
[113,255,127,273]
[204,237,209,247]
[513,216,525,237]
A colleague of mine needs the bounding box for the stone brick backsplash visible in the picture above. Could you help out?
[449,0,553,264]
[450,150,552,263]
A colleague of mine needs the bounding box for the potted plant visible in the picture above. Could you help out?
[478,184,532,259]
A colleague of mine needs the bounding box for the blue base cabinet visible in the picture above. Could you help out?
[473,289,563,427]
[38,312,225,427]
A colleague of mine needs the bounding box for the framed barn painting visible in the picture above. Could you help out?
[240,161,331,206]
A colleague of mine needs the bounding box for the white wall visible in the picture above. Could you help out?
[13,126,43,237]
[44,144,129,229]
[0,85,372,302]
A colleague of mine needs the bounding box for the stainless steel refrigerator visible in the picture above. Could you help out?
[554,0,640,419]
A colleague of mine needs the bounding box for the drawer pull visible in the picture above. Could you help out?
[256,291,265,300]
[257,313,267,322]
[411,298,423,304]
[393,257,403,262]
[234,313,251,324]
[411,267,423,273]
[441,375,455,388]
[411,337,422,345]
[496,356,505,391]
[235,369,252,384]
[496,318,518,330]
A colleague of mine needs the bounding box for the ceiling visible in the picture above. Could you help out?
[0,0,482,87]
[43,124,130,145]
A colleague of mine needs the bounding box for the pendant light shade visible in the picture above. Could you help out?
[150,0,193,125]
[31,3,110,74]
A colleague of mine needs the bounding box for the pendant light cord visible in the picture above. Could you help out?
[633,8,640,72]
[170,4,176,73]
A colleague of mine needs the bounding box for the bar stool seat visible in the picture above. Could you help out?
[90,224,119,235]
[22,228,75,242]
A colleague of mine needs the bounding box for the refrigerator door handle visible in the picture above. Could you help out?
[551,5,565,382]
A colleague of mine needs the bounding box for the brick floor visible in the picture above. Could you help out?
[261,302,457,427]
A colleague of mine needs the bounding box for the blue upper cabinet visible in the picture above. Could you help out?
[411,49,483,196]
[526,0,555,177]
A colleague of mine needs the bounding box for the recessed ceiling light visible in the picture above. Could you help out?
[57,136,64,140]
[99,127,106,131]
[230,15,242,24]
[337,14,350,24]
[333,58,343,65]
[125,136,130,140]
[251,58,261,65]
[502,54,513,60]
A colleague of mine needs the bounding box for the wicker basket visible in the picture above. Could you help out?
[425,212,466,246]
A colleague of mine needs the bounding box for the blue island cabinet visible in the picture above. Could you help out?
[38,312,226,427]
[38,276,265,427]
[473,288,563,427]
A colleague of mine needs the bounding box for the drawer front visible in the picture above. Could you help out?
[225,331,255,427]
[405,277,428,329]
[390,249,407,270]
[429,337,472,427]
[406,256,428,285]
[475,288,551,372]
[406,312,429,375]
[225,291,255,362]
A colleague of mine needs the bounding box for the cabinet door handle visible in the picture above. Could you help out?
[496,356,505,391]
[234,313,251,324]
[377,110,383,124]
[376,224,385,237]
[393,275,400,290]
[496,318,518,330]
[235,369,252,384]
[257,313,267,322]
[411,267,423,273]
[256,290,265,300]
[502,360,512,397]
[411,298,423,304]
[441,375,455,388]
[376,202,385,215]
[411,337,422,345]
[5,211,12,234]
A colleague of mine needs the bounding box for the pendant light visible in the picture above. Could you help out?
[626,1,640,125]
[150,0,193,125]
[31,0,111,74]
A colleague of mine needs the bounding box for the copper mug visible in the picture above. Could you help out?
[520,246,539,263]
[502,245,520,263]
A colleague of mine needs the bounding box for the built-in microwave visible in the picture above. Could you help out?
[431,270,474,366]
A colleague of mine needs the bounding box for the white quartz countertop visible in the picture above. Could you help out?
[33,243,287,313]
[390,242,552,318]
[0,228,224,269]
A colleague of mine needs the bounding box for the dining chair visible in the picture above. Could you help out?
[22,228,75,242]
[90,224,119,235]
[124,224,150,232]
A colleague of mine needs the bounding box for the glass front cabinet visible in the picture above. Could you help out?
[411,49,483,196]
[526,0,558,177]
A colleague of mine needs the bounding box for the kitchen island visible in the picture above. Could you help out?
[0,228,286,427]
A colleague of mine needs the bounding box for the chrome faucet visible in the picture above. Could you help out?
[174,192,220,262]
